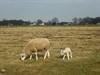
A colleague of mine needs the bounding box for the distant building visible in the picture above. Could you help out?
[39,22,45,25]
[60,22,68,25]
[97,23,100,25]
[30,22,36,26]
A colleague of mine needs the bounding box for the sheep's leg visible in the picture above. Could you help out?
[63,55,66,59]
[44,51,48,59]
[29,55,32,60]
[35,52,38,60]
[47,50,50,58]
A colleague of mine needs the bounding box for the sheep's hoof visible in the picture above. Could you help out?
[36,58,38,60]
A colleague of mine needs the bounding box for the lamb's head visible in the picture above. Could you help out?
[60,50,64,56]
[20,53,27,60]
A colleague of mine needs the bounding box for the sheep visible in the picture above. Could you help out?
[20,38,50,60]
[60,47,72,60]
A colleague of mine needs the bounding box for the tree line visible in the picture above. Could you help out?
[72,17,100,25]
[0,17,100,26]
[0,19,30,26]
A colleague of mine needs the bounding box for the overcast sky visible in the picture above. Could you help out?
[0,0,100,22]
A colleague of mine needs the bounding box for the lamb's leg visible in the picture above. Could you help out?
[44,51,48,59]
[35,52,38,60]
[63,55,66,59]
[67,52,70,60]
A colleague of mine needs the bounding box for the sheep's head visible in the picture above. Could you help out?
[20,53,26,60]
[60,50,64,56]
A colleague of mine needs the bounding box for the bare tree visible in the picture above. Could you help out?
[37,19,43,25]
[72,17,78,25]
[51,17,59,25]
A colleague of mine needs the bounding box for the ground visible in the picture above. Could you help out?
[0,26,100,75]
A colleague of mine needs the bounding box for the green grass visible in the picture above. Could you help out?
[0,26,100,75]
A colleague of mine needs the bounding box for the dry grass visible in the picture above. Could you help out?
[0,26,100,75]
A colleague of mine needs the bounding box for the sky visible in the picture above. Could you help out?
[0,0,100,22]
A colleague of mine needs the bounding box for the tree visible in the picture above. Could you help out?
[47,20,52,25]
[93,17,100,24]
[37,19,43,25]
[51,17,59,25]
[78,18,85,25]
[72,17,79,25]
[83,17,93,24]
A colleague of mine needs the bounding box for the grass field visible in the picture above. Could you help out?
[0,26,100,75]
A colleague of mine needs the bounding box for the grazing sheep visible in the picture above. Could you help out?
[20,38,50,60]
[60,47,72,60]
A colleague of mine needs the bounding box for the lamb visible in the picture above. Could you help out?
[60,47,72,60]
[20,38,50,60]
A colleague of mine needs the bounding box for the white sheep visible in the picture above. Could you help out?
[20,38,50,60]
[60,47,72,60]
